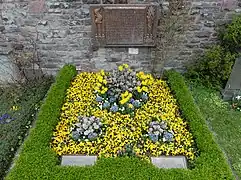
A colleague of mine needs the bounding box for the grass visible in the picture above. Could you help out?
[187,82,241,179]
[5,66,234,180]
[0,77,53,180]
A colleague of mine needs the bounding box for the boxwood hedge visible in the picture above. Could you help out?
[6,66,234,180]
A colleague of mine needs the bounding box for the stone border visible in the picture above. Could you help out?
[151,156,187,169]
[61,155,187,169]
[61,155,97,166]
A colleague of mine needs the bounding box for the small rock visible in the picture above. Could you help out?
[235,9,241,13]
[12,44,24,50]
[0,26,5,32]
[38,20,48,26]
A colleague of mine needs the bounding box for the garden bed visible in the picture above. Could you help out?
[0,77,53,180]
[51,65,195,162]
[6,65,234,180]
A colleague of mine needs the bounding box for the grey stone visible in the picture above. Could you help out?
[235,9,241,13]
[195,31,212,38]
[0,26,5,32]
[0,56,17,83]
[151,156,187,169]
[204,21,215,27]
[38,20,48,26]
[222,57,241,100]
[190,9,200,15]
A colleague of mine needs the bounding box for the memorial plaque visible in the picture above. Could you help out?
[90,4,159,47]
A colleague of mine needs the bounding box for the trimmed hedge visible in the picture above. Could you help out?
[6,67,234,180]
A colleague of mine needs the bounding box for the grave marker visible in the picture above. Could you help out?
[222,57,241,100]
[90,4,159,47]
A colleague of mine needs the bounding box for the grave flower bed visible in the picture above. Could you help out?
[51,64,195,161]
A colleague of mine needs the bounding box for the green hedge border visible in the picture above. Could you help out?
[6,66,234,180]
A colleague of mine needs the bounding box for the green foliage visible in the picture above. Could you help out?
[186,15,241,89]
[219,14,241,52]
[0,77,53,180]
[188,81,241,178]
[185,45,236,89]
[6,68,234,180]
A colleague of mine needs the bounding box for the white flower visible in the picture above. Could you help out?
[236,95,241,100]
[84,130,89,135]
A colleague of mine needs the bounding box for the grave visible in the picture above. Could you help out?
[222,57,241,100]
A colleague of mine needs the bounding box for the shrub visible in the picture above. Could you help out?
[185,45,236,89]
[219,14,241,52]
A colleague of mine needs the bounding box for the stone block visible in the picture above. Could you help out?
[151,156,187,169]
[195,31,212,38]
[62,155,97,166]
[29,0,45,13]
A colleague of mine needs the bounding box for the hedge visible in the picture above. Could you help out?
[6,66,234,180]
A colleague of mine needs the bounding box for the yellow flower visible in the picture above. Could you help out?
[136,86,142,93]
[96,83,102,87]
[142,86,148,92]
[11,106,19,111]
[127,93,132,98]
[128,104,134,109]
[123,64,129,68]
[103,79,107,85]
[120,98,128,105]
[100,70,105,76]
[118,65,124,71]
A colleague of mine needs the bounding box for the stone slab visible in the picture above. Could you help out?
[151,156,187,169]
[90,4,159,47]
[222,57,241,100]
[61,155,97,166]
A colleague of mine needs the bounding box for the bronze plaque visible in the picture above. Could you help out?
[90,4,159,47]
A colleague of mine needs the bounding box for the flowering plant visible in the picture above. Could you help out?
[94,64,152,115]
[51,64,196,161]
[146,118,174,143]
[70,116,107,141]
[232,91,241,111]
[0,113,15,124]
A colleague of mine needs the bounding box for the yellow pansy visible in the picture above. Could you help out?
[142,86,148,92]
[128,104,134,109]
[136,86,142,93]
[118,65,124,71]
[123,64,129,68]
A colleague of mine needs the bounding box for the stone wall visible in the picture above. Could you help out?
[0,0,240,82]
[162,0,241,71]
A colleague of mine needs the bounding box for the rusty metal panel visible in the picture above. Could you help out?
[90,4,159,47]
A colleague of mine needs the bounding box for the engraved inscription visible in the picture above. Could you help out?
[90,4,158,47]
[105,8,145,45]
